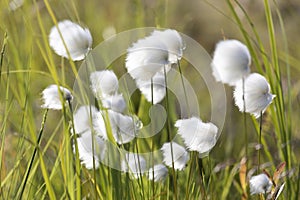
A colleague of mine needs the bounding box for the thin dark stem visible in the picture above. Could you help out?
[0,32,7,86]
[258,111,263,174]
[242,78,248,163]
[18,109,49,200]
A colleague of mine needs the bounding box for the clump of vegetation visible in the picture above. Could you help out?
[0,0,299,199]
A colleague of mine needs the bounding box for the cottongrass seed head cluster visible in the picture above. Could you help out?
[40,18,283,197]
[211,39,275,118]
[211,38,282,197]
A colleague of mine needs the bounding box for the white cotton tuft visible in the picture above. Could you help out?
[73,106,107,139]
[49,20,92,61]
[102,93,126,113]
[161,142,189,171]
[90,70,119,99]
[211,39,251,86]
[151,29,184,63]
[249,173,273,195]
[125,29,184,81]
[108,110,139,144]
[41,84,72,110]
[121,153,147,179]
[136,73,166,104]
[175,117,218,157]
[147,164,168,182]
[126,35,169,81]
[234,73,275,118]
[76,130,106,169]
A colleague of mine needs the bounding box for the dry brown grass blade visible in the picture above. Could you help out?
[263,169,272,179]
[273,162,286,186]
[239,157,247,199]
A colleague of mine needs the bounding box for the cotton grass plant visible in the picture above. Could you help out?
[0,0,299,200]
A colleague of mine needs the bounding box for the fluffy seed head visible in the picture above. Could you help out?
[90,70,119,99]
[175,117,218,157]
[249,173,273,195]
[121,153,147,179]
[234,73,275,118]
[41,84,72,110]
[73,106,107,139]
[49,20,92,61]
[125,29,184,81]
[102,93,126,113]
[108,110,140,144]
[147,164,168,182]
[161,142,189,171]
[136,73,166,104]
[211,39,251,86]
[76,130,106,169]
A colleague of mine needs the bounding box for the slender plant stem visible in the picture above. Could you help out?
[0,32,7,86]
[18,109,49,200]
[295,164,300,200]
[258,111,263,174]
[134,141,145,199]
[197,158,207,199]
[150,78,155,197]
[68,100,81,200]
[163,65,177,200]
[242,78,248,162]
[185,152,196,199]
[89,104,99,199]
[61,57,65,85]
[177,59,190,117]
[107,145,111,199]
[84,56,99,199]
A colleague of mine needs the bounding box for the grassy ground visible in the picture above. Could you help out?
[0,0,300,199]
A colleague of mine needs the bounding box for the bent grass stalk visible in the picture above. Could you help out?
[17,109,49,200]
[0,33,8,198]
[263,1,292,181]
[0,32,7,85]
[61,103,75,199]
[37,146,56,199]
[39,117,63,198]
[274,3,294,196]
